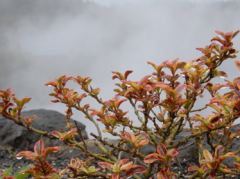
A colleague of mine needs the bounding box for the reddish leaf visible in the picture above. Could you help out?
[144,153,161,164]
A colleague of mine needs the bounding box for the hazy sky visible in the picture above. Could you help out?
[0,0,239,134]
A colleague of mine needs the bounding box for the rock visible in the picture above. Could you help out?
[0,109,88,150]
[139,125,240,168]
[174,125,240,167]
[174,130,199,165]
[139,129,199,164]
[1,109,240,173]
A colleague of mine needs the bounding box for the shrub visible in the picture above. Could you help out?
[1,30,240,178]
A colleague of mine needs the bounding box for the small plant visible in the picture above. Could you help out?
[0,165,30,179]
[1,30,240,178]
[15,139,60,179]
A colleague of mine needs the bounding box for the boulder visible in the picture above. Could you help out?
[0,109,88,150]
[174,130,199,164]
[174,125,240,167]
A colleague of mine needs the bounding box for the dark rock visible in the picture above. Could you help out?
[0,109,89,171]
[138,125,240,169]
[174,130,199,164]
[0,109,88,150]
[1,109,240,175]
[174,124,240,167]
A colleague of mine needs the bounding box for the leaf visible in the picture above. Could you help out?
[15,172,29,179]
[213,70,227,78]
[144,153,160,164]
[154,82,175,95]
[124,70,133,80]
[188,165,200,172]
[45,81,58,87]
[16,151,36,161]
[15,166,30,179]
[167,148,179,158]
[147,61,164,74]
[91,88,100,96]
[125,165,146,176]
[120,131,149,148]
[203,149,213,162]
[50,129,77,141]
[138,75,151,85]
[215,30,239,40]
[157,144,167,155]
[119,160,134,171]
[209,115,221,123]
[87,166,97,174]
[214,145,224,159]
[184,62,193,69]
[2,165,13,176]
[112,71,124,80]
[128,82,140,90]
[34,139,45,156]
[235,60,240,70]
[98,162,113,170]
[147,61,158,71]
[44,146,60,157]
[112,174,120,179]
[50,131,61,138]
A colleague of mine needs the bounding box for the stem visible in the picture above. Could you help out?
[190,105,208,113]
[74,120,87,150]
[129,99,144,123]
[206,132,215,152]
[151,109,164,122]
[76,105,102,139]
[2,112,49,136]
[91,133,145,159]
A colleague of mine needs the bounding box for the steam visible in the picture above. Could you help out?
[0,0,240,133]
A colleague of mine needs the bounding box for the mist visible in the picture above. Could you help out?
[0,0,240,134]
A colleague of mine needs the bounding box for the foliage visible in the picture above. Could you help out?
[0,165,30,179]
[1,30,240,178]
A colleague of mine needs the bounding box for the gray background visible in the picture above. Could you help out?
[0,0,240,135]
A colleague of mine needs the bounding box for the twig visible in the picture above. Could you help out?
[91,133,145,159]
[129,99,144,123]
[74,120,87,150]
[190,105,208,113]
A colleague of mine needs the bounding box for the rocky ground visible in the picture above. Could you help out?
[0,109,88,174]
[0,144,82,174]
[1,109,240,178]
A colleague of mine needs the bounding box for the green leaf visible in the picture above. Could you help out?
[88,166,97,174]
[15,166,30,179]
[2,165,13,176]
[203,149,213,161]
[15,172,29,179]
